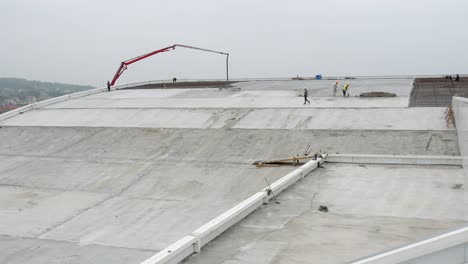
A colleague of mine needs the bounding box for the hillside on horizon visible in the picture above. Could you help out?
[0,78,94,113]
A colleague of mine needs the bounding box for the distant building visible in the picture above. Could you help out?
[26,96,37,104]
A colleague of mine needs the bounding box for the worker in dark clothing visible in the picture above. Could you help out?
[107,81,111,92]
[303,88,310,104]
[173,77,177,83]
[456,74,460,81]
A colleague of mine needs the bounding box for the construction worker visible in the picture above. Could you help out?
[333,81,339,96]
[456,74,460,82]
[303,88,310,104]
[107,81,111,92]
[342,84,349,97]
[173,77,177,83]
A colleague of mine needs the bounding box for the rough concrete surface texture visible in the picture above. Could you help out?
[0,79,463,264]
[0,125,295,263]
[184,164,468,264]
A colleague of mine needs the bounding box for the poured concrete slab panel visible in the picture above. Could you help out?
[40,164,293,250]
[0,235,155,264]
[0,126,104,157]
[233,108,449,130]
[40,196,245,251]
[186,214,467,264]
[121,163,292,203]
[86,89,189,99]
[43,97,409,109]
[52,128,459,162]
[1,107,448,131]
[48,127,176,162]
[0,108,247,129]
[0,156,32,176]
[310,164,467,220]
[0,157,145,194]
[0,127,459,163]
[0,186,107,238]
[184,164,468,264]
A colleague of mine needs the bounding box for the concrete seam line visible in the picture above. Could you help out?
[351,226,468,264]
[328,154,462,159]
[326,154,462,166]
[138,156,326,264]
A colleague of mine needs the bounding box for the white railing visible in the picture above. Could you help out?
[0,86,111,122]
[453,96,468,176]
[140,154,327,264]
[351,226,468,264]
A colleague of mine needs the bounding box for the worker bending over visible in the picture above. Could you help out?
[342,84,349,97]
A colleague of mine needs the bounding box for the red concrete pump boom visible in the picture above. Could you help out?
[110,44,229,86]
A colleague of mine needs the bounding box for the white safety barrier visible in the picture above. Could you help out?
[140,154,327,264]
[453,96,468,176]
[326,154,462,166]
[351,226,468,264]
[0,86,117,122]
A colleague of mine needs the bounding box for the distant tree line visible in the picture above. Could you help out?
[0,78,94,113]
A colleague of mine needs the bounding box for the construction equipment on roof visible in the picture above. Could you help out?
[110,44,229,86]
[253,145,326,167]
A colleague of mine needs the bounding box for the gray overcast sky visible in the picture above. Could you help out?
[1,0,467,86]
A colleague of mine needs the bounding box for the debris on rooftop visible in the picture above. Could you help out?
[253,145,326,167]
[318,205,329,212]
[360,92,396,97]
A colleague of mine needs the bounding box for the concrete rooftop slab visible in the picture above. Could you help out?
[0,127,459,161]
[0,78,463,264]
[184,164,468,264]
[0,235,155,264]
[0,186,107,238]
[42,96,409,109]
[233,108,448,130]
[1,107,447,131]
[0,124,299,253]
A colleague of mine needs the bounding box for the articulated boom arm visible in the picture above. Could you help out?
[110,44,229,86]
